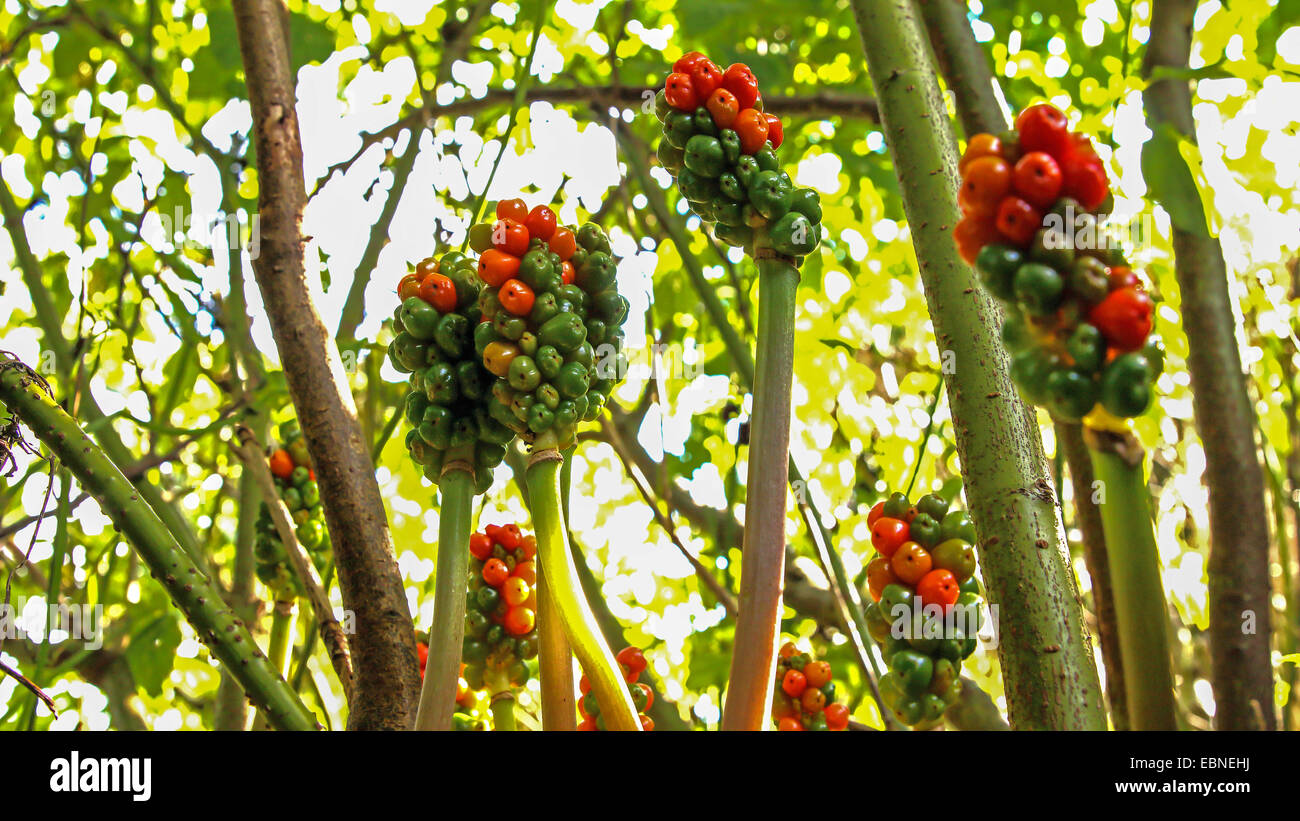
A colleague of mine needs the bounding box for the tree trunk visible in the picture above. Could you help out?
[919,1,1130,728]
[231,0,420,729]
[1142,0,1276,730]
[849,0,1106,729]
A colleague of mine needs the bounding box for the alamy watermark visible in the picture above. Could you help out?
[1040,203,1154,254]
[0,598,103,650]
[148,205,260,260]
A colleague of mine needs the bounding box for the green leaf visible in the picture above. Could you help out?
[1140,124,1210,237]
[125,613,184,697]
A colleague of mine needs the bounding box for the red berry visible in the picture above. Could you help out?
[916,568,960,609]
[664,72,697,110]
[781,668,807,698]
[1015,103,1072,159]
[690,59,724,101]
[1012,151,1064,210]
[763,113,784,149]
[673,51,708,74]
[994,196,1042,247]
[1087,287,1153,351]
[721,63,760,110]
[1062,161,1109,210]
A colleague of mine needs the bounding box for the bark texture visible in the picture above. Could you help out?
[232,0,420,730]
[849,0,1105,729]
[1142,0,1275,730]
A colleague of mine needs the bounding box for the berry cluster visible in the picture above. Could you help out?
[863,491,984,729]
[255,420,331,601]
[466,199,629,452]
[771,642,850,731]
[655,53,822,259]
[954,103,1161,422]
[389,251,512,492]
[578,646,656,731]
[462,524,539,693]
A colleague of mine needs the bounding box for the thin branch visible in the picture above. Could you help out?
[230,425,354,703]
[317,86,880,186]
[602,421,738,616]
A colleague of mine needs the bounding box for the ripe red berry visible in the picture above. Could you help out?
[721,63,760,109]
[664,72,697,110]
[994,196,1042,247]
[1012,151,1064,210]
[1015,103,1072,158]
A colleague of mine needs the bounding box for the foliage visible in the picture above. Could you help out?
[0,0,1297,730]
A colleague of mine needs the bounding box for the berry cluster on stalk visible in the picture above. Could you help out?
[466,199,629,452]
[462,524,540,694]
[863,491,985,729]
[578,646,656,731]
[389,251,513,492]
[954,103,1162,423]
[655,52,822,259]
[772,642,850,731]
[255,420,331,600]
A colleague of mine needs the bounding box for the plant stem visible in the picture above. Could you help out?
[233,0,419,729]
[1085,429,1178,730]
[0,359,318,730]
[268,599,296,678]
[1056,420,1128,729]
[527,453,639,730]
[507,445,576,730]
[721,254,799,731]
[1143,0,1275,730]
[848,0,1105,729]
[490,695,517,731]
[415,456,475,731]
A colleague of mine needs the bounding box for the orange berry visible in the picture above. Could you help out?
[503,605,534,636]
[804,660,832,689]
[269,449,294,479]
[781,668,807,698]
[482,558,510,587]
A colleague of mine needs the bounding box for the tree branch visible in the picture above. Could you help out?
[1142,0,1275,730]
[232,0,419,730]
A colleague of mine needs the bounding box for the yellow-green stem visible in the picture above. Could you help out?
[722,254,799,731]
[415,458,475,730]
[268,600,296,678]
[1085,429,1177,730]
[527,454,639,730]
[490,695,518,731]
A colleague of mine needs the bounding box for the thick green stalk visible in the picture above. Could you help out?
[1143,0,1275,730]
[920,2,1128,729]
[415,458,475,731]
[490,695,517,731]
[1057,421,1129,729]
[849,0,1105,729]
[0,362,317,730]
[507,445,576,729]
[527,453,639,730]
[1085,430,1177,730]
[722,255,799,731]
[535,567,575,729]
[268,600,296,678]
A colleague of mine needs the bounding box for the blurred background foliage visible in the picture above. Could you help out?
[0,0,1297,730]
